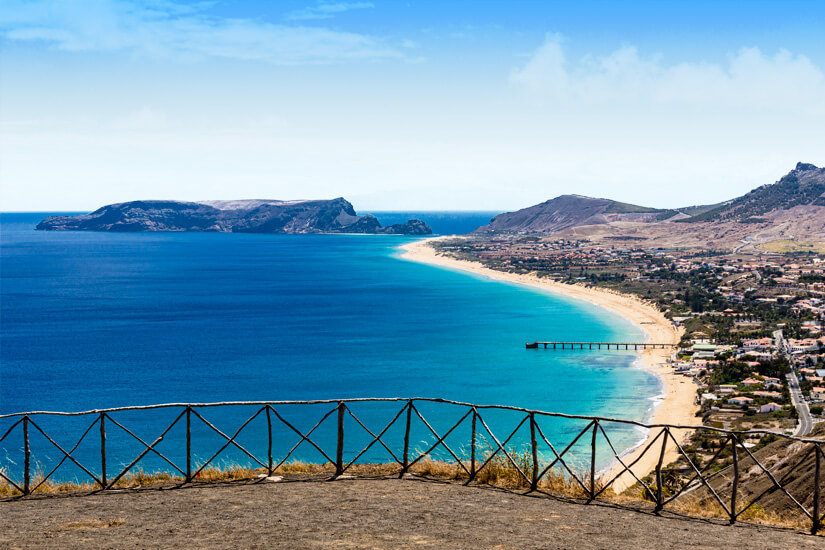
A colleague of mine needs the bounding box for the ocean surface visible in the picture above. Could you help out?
[0,212,659,483]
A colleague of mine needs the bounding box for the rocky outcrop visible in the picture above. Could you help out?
[36,198,432,235]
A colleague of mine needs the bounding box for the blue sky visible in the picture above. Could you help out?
[1,0,824,211]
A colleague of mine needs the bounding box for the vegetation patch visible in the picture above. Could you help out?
[760,240,825,253]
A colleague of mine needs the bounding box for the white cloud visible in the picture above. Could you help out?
[285,2,374,22]
[0,0,399,64]
[511,34,825,115]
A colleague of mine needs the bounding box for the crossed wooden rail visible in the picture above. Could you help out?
[1,398,823,534]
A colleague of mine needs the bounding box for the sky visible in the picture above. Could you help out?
[1,0,824,212]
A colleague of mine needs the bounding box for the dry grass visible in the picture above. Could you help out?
[664,494,811,531]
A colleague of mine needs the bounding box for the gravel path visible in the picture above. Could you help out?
[1,477,821,549]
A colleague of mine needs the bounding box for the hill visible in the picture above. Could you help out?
[36,198,432,235]
[475,195,666,233]
[692,423,825,516]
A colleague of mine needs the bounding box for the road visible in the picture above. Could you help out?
[775,329,813,436]
[787,370,814,436]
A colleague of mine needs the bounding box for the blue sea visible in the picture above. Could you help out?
[0,212,660,484]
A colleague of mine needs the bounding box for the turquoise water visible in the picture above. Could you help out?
[0,213,659,482]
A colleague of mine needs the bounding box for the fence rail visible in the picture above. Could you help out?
[1,397,823,534]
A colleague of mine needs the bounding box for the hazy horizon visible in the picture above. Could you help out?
[2,1,824,212]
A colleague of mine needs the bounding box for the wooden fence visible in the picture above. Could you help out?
[0,397,823,533]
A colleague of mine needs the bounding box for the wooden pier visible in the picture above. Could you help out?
[526,341,675,350]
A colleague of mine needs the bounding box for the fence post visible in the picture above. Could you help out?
[401,400,412,477]
[530,412,538,491]
[469,408,477,482]
[588,420,598,502]
[654,427,669,513]
[730,434,739,524]
[813,443,821,535]
[266,405,273,476]
[23,415,30,495]
[100,412,107,488]
[185,406,192,483]
[335,402,345,477]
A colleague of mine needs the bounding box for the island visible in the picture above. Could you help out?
[35,197,432,235]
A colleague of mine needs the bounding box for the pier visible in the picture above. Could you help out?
[525,341,675,350]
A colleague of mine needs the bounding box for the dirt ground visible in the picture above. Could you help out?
[1,476,821,549]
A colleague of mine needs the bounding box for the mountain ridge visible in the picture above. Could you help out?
[474,163,825,248]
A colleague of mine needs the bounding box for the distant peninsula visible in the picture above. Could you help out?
[36,198,432,235]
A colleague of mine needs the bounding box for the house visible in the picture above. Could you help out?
[729,396,754,406]
[788,338,821,353]
[742,337,773,351]
[764,377,781,388]
[701,393,718,402]
[811,387,825,402]
[692,343,718,354]
[759,403,782,414]
[752,391,782,399]
[741,377,763,387]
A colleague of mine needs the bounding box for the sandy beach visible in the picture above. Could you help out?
[399,236,700,493]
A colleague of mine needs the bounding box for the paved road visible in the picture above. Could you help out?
[2,478,822,549]
[787,370,814,436]
[775,329,814,436]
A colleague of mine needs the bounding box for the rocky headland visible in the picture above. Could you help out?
[36,197,432,235]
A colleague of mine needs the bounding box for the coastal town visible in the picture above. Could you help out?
[431,235,825,440]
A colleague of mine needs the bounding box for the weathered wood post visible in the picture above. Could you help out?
[469,408,477,482]
[530,412,539,491]
[335,402,345,477]
[730,434,739,524]
[812,443,821,535]
[23,415,30,495]
[99,412,107,488]
[185,406,192,483]
[400,400,412,477]
[588,420,598,502]
[654,427,669,513]
[266,405,273,476]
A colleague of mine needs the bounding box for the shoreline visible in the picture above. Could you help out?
[398,236,700,493]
